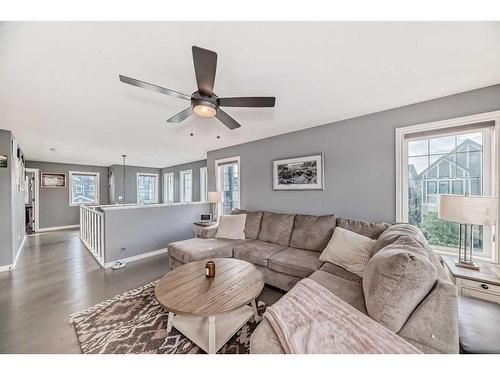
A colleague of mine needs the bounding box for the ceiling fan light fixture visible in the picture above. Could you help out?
[193,104,217,118]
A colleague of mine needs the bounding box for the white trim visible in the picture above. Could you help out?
[395,110,500,263]
[25,168,39,232]
[103,248,168,269]
[37,224,80,232]
[0,235,26,273]
[136,172,159,204]
[0,264,13,273]
[215,156,241,217]
[200,166,208,202]
[163,172,174,203]
[179,169,193,203]
[69,170,100,206]
[13,235,26,268]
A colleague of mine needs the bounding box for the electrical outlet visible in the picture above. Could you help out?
[118,196,123,200]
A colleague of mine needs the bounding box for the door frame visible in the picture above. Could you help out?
[25,168,40,233]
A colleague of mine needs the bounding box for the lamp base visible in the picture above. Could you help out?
[455,260,480,271]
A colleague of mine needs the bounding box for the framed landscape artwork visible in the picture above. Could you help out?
[41,172,67,188]
[273,154,324,190]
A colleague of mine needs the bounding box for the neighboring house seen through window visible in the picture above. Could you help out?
[69,171,99,206]
[180,169,192,202]
[400,121,496,260]
[137,173,158,204]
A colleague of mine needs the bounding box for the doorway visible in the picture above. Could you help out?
[25,168,39,234]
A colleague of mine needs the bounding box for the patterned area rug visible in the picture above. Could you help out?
[70,280,267,354]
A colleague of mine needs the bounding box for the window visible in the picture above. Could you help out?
[179,169,192,202]
[69,171,99,206]
[200,167,208,202]
[163,172,174,203]
[216,157,240,216]
[397,114,498,261]
[136,173,158,204]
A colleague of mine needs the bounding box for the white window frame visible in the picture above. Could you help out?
[215,156,241,217]
[179,169,193,203]
[163,172,174,203]
[69,171,100,206]
[200,166,208,202]
[136,172,159,204]
[396,111,500,263]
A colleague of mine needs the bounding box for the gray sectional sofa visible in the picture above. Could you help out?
[167,209,459,354]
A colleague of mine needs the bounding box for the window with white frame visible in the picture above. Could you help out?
[136,173,158,204]
[216,157,240,216]
[179,169,192,202]
[397,115,498,261]
[163,172,174,203]
[69,171,99,206]
[200,167,208,202]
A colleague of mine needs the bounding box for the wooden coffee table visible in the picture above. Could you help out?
[155,258,265,354]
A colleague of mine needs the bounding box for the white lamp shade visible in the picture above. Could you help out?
[439,194,498,226]
[207,191,223,203]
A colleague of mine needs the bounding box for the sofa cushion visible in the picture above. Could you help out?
[232,209,263,240]
[268,247,323,278]
[257,212,295,246]
[289,214,336,252]
[363,236,438,332]
[309,270,367,314]
[215,214,246,240]
[319,262,362,284]
[372,223,428,255]
[233,240,286,267]
[319,227,375,277]
[168,237,247,264]
[336,217,390,239]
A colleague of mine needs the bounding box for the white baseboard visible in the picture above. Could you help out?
[0,235,27,273]
[37,224,80,233]
[103,248,168,269]
[13,235,26,268]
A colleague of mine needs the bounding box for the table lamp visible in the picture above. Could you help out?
[439,194,497,270]
[208,191,223,221]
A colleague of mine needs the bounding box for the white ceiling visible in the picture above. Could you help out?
[1,22,500,168]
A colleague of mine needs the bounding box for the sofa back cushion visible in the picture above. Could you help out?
[363,236,438,332]
[258,211,295,246]
[231,209,263,239]
[336,217,390,239]
[371,223,428,255]
[289,214,336,251]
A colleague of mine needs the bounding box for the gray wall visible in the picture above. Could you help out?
[109,165,162,204]
[103,203,209,263]
[161,159,207,203]
[25,161,109,229]
[0,129,26,267]
[208,84,500,223]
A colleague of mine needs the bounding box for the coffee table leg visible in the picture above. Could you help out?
[166,311,174,334]
[251,299,261,322]
[208,316,216,354]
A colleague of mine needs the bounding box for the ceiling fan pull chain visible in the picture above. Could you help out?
[217,123,221,139]
[190,119,194,137]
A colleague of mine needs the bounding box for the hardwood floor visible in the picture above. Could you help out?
[0,229,283,353]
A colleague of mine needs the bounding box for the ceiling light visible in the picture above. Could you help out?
[193,104,217,118]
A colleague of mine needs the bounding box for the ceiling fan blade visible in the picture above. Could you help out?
[192,46,217,96]
[166,107,192,123]
[216,108,241,130]
[219,97,276,108]
[119,75,191,101]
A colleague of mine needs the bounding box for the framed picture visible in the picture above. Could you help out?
[273,154,324,190]
[41,172,67,188]
[0,155,7,168]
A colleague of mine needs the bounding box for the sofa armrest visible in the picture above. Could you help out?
[198,224,218,239]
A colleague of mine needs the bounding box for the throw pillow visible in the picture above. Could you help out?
[319,227,376,277]
[215,214,247,240]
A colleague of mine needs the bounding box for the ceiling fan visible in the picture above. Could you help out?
[119,46,276,130]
